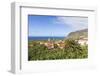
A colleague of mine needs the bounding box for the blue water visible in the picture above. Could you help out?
[28,36,65,41]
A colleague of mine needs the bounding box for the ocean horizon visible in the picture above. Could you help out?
[28,36,65,41]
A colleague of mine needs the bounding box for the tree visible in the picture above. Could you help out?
[64,39,85,59]
[54,44,58,48]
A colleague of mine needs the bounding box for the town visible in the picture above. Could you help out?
[29,37,88,50]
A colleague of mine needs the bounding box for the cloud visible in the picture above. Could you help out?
[55,17,88,31]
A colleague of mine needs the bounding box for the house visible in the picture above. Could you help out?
[28,44,33,48]
[39,39,65,49]
[78,38,88,45]
[56,40,65,49]
[44,42,54,49]
[57,42,65,49]
[39,42,44,45]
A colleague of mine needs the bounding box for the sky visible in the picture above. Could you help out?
[28,15,88,37]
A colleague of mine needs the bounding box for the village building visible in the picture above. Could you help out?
[39,39,65,49]
[44,42,54,49]
[56,40,65,49]
[57,42,65,49]
[42,38,54,49]
[28,44,33,48]
[78,37,88,45]
[39,42,44,45]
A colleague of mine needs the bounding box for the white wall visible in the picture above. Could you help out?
[0,0,100,76]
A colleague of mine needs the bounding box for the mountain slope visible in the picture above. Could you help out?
[66,29,88,39]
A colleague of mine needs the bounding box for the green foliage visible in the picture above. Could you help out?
[64,39,88,59]
[54,44,58,48]
[28,40,88,61]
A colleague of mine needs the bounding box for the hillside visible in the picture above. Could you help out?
[66,29,88,40]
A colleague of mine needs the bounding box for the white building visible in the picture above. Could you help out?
[78,38,88,45]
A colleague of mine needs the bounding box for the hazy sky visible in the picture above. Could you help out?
[28,15,88,37]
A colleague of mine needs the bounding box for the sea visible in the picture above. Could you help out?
[28,36,65,41]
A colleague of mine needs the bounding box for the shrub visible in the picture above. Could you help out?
[28,39,88,60]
